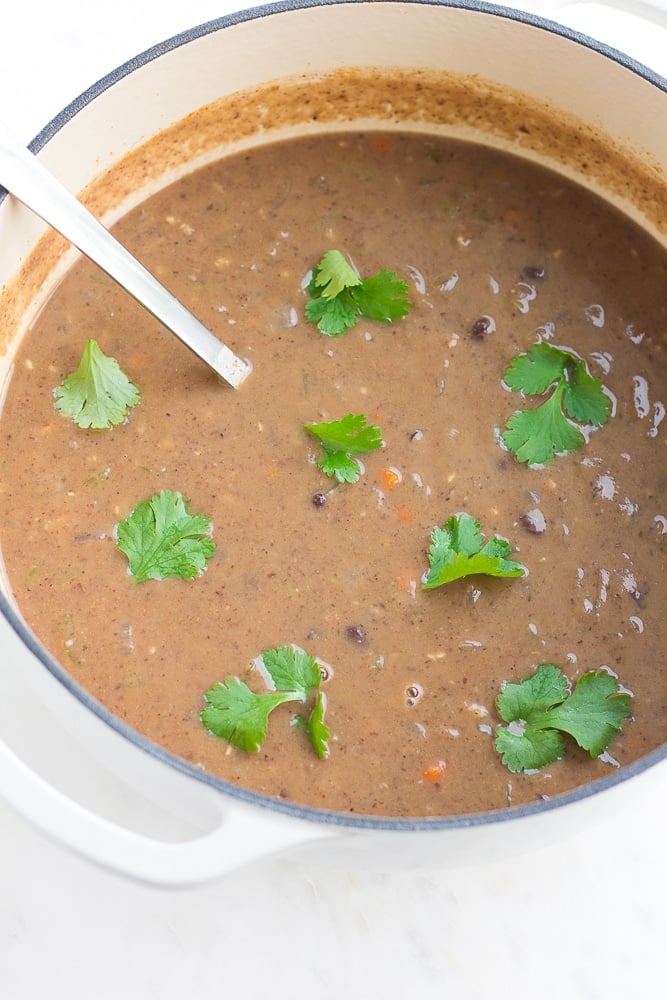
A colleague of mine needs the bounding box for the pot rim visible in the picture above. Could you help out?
[1,0,665,834]
[4,0,664,171]
[20,0,667,168]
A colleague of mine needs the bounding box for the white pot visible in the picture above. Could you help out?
[0,0,665,886]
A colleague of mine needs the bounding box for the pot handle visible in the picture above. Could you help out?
[0,736,333,886]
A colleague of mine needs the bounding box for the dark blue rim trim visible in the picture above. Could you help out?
[1,0,665,832]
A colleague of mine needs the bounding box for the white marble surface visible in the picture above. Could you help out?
[1,2,666,997]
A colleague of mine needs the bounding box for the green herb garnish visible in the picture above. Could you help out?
[422,513,525,588]
[293,690,332,760]
[305,412,383,483]
[261,645,322,698]
[303,691,332,759]
[201,678,296,753]
[495,663,632,772]
[305,249,411,336]
[502,342,610,465]
[201,646,330,757]
[54,338,140,429]
[116,489,215,583]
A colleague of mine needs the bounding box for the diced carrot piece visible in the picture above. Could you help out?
[380,466,402,489]
[368,135,393,153]
[130,352,150,367]
[422,760,447,782]
[396,505,415,523]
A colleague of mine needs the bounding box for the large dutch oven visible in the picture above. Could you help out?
[0,0,665,886]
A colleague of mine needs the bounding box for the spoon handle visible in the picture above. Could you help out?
[0,122,251,387]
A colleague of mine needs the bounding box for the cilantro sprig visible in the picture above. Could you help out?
[201,646,331,757]
[305,412,383,483]
[305,249,411,336]
[495,663,632,772]
[422,513,525,588]
[54,338,140,429]
[502,342,611,465]
[116,489,215,583]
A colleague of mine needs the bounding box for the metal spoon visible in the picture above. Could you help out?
[0,121,252,388]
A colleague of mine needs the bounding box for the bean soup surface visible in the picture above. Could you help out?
[1,131,665,817]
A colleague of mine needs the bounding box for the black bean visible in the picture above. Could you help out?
[521,266,545,280]
[346,624,366,644]
[311,492,327,507]
[471,316,495,339]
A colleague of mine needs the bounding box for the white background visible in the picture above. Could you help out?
[1,3,666,998]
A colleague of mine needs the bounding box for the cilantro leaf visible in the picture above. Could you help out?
[305,292,360,337]
[305,413,383,483]
[54,338,140,429]
[350,270,412,323]
[422,513,525,589]
[201,678,302,753]
[495,663,632,772]
[318,450,365,483]
[261,645,322,698]
[496,662,569,720]
[309,248,361,298]
[503,386,585,466]
[201,645,330,757]
[504,341,568,395]
[305,691,331,759]
[494,726,566,772]
[563,361,612,426]
[546,670,633,757]
[305,413,383,455]
[502,342,610,464]
[306,249,411,336]
[116,489,215,583]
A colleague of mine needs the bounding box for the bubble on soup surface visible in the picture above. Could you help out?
[317,659,333,682]
[405,684,423,707]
